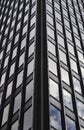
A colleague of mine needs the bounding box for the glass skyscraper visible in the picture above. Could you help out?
[0,0,84,130]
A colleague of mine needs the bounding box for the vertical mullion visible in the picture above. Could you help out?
[33,0,49,129]
[52,0,66,130]
[0,0,17,128]
[70,0,84,94]
[18,0,32,129]
[33,0,41,129]
[41,0,49,129]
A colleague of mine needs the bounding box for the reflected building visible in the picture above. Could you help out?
[0,0,84,130]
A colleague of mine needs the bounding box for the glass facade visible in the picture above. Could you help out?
[0,0,84,130]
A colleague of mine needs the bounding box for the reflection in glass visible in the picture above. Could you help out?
[50,105,62,130]
[48,58,57,76]
[25,81,33,102]
[57,34,65,48]
[49,78,59,100]
[73,77,81,94]
[66,116,76,130]
[2,104,10,125]
[23,107,32,130]
[76,99,84,119]
[16,70,23,88]
[11,120,18,130]
[28,43,34,57]
[70,58,78,73]
[13,93,21,114]
[63,89,73,110]
[59,50,67,65]
[27,59,34,76]
[6,82,13,98]
[61,67,70,85]
[47,26,55,39]
[48,40,56,56]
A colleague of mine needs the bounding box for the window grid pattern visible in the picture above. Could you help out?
[0,0,36,129]
[47,0,84,130]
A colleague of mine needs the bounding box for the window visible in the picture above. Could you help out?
[19,53,25,67]
[68,42,75,55]
[13,93,21,114]
[4,56,9,68]
[0,72,6,87]
[57,34,65,48]
[27,59,34,77]
[56,22,63,33]
[66,29,72,41]
[61,67,70,85]
[47,14,53,26]
[12,47,17,59]
[70,58,78,73]
[16,70,23,88]
[2,104,10,125]
[73,77,81,94]
[6,82,13,98]
[66,116,76,130]
[59,50,67,64]
[55,11,61,21]
[9,63,15,77]
[63,89,73,110]
[49,78,59,100]
[11,120,18,130]
[25,81,33,102]
[23,107,32,130]
[47,26,55,39]
[47,4,53,14]
[76,99,84,119]
[31,5,36,14]
[81,66,84,78]
[48,40,56,56]
[30,16,36,27]
[48,58,57,76]
[77,51,84,64]
[50,105,62,130]
[75,37,81,48]
[28,43,34,57]
[21,38,26,50]
[29,28,35,40]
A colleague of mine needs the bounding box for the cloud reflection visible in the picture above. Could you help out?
[77,99,84,119]
[50,105,62,130]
